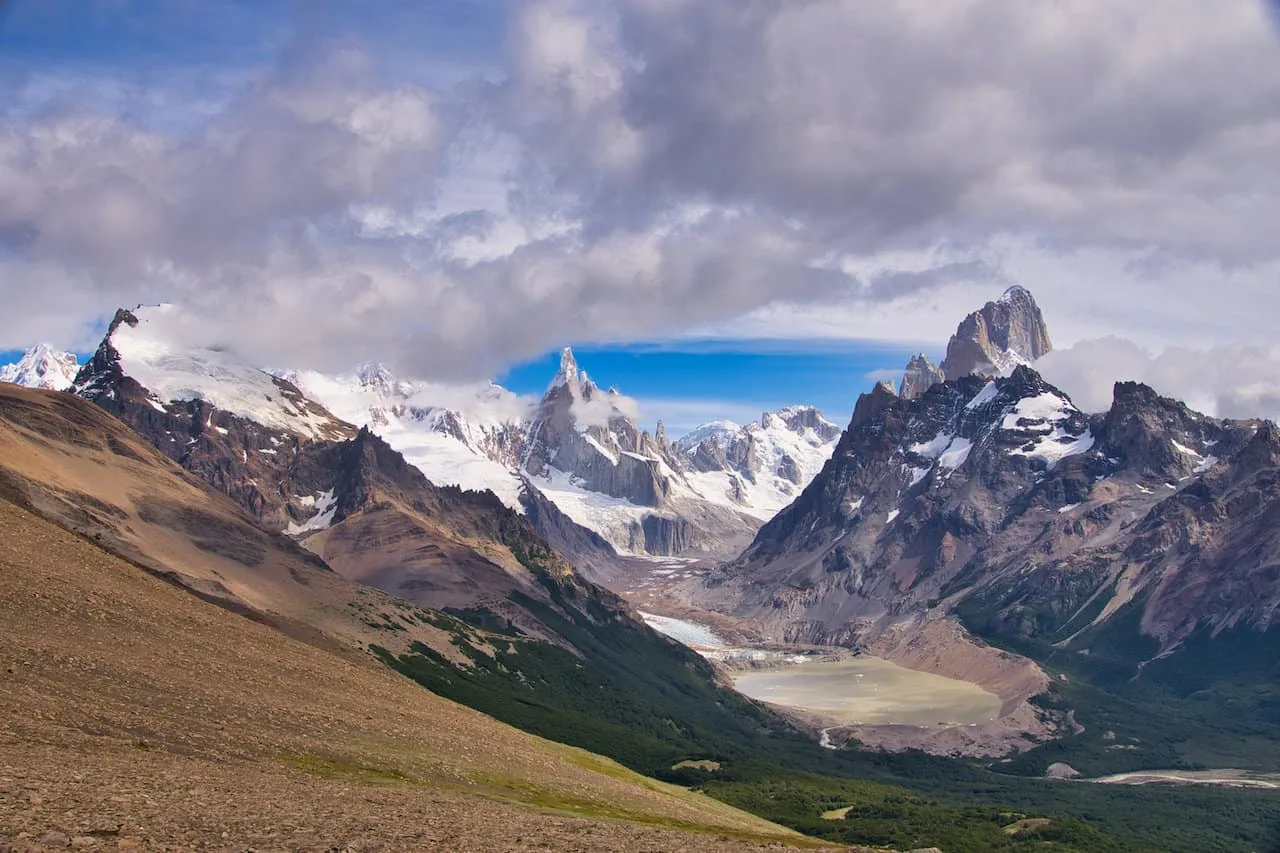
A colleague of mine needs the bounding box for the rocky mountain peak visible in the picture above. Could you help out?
[72,308,141,402]
[898,353,945,400]
[851,379,900,429]
[766,405,842,441]
[1099,380,1248,481]
[940,286,1052,381]
[356,362,400,395]
[0,343,81,391]
[1232,420,1280,474]
[549,347,581,391]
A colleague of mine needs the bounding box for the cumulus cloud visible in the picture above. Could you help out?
[502,0,1280,260]
[403,381,536,426]
[570,388,642,429]
[1037,337,1280,421]
[0,44,450,365]
[3,0,1280,384]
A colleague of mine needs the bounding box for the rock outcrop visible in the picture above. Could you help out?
[892,286,1052,403]
[940,285,1052,380]
[699,364,1267,661]
[898,353,945,400]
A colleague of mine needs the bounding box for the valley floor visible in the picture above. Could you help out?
[731,657,1002,728]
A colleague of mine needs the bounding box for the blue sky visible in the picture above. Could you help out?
[1,333,934,434]
[4,2,1280,423]
[498,340,933,433]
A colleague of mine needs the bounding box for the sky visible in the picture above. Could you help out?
[496,339,930,431]
[3,1,1280,431]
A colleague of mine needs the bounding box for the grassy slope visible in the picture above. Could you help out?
[383,591,1280,852]
[0,498,830,851]
[956,587,1280,779]
[7,384,1278,851]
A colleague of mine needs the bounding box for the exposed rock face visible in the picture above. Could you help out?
[523,348,676,507]
[290,351,838,559]
[698,365,1268,665]
[0,344,80,391]
[517,478,619,583]
[898,353,944,400]
[71,308,357,528]
[940,285,1053,380]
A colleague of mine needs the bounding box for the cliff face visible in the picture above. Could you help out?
[699,365,1270,662]
[891,286,1053,404]
[522,371,675,508]
[898,353,945,400]
[940,285,1053,380]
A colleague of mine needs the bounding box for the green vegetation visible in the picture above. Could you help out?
[371,578,1280,852]
[373,576,799,772]
[958,592,1280,778]
[700,768,1130,852]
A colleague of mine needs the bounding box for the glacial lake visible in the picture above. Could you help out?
[731,658,1002,727]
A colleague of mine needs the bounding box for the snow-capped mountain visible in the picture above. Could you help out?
[75,305,350,441]
[277,364,531,509]
[64,304,839,558]
[695,362,1269,754]
[0,344,80,391]
[675,406,841,520]
[71,305,356,531]
[287,349,842,558]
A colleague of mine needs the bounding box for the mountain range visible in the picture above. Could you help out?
[6,285,1280,850]
[685,289,1280,768]
[280,346,841,559]
[0,382,831,852]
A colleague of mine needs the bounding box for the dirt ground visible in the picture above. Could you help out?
[0,499,844,852]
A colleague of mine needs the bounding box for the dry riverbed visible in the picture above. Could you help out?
[1089,769,1280,789]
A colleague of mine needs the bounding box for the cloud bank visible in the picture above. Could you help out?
[2,0,1280,387]
[1038,338,1280,422]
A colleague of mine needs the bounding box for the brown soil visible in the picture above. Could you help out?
[0,499,840,852]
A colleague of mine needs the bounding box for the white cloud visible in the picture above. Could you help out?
[1037,338,1280,421]
[570,388,642,429]
[3,0,1280,396]
[630,396,781,435]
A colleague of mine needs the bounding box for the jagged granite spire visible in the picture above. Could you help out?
[898,353,945,400]
[940,285,1052,380]
[548,347,580,392]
